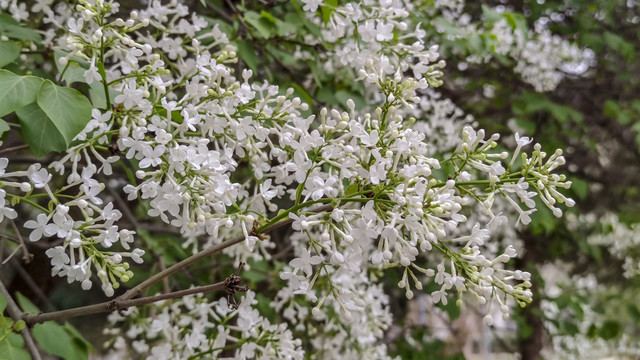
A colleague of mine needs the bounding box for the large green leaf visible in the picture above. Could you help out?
[0,69,44,117]
[0,333,30,360]
[32,322,89,360]
[36,80,92,144]
[0,14,42,44]
[0,41,20,68]
[16,103,68,157]
[14,293,91,359]
[63,323,94,354]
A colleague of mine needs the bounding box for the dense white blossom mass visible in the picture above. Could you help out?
[0,0,582,358]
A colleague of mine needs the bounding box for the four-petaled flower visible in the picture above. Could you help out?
[289,249,323,277]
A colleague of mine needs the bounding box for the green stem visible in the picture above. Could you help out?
[434,177,525,188]
[98,36,111,110]
[9,195,48,213]
[256,192,381,233]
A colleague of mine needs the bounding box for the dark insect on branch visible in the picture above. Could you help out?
[224,261,249,309]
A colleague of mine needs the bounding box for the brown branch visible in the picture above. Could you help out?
[0,144,29,155]
[20,204,333,327]
[23,280,228,326]
[0,278,42,360]
[118,234,244,301]
[118,204,332,301]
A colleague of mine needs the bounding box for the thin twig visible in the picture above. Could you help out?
[118,204,332,301]
[21,204,332,326]
[1,245,22,265]
[11,220,33,264]
[205,2,234,23]
[23,279,228,326]
[0,144,29,155]
[0,232,20,244]
[224,0,250,34]
[0,278,42,360]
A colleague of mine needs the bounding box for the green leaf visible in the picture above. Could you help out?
[242,269,266,283]
[15,292,39,314]
[515,118,537,134]
[503,12,529,39]
[440,297,461,320]
[481,5,503,23]
[560,321,580,336]
[288,82,313,108]
[0,69,44,117]
[0,118,10,138]
[628,304,640,322]
[16,103,68,157]
[530,198,556,235]
[570,177,588,200]
[63,322,94,354]
[603,31,635,60]
[36,80,92,145]
[598,320,621,340]
[0,14,42,44]
[321,0,338,25]
[335,90,366,110]
[33,321,88,360]
[0,41,20,68]
[0,333,30,360]
[244,11,275,39]
[53,48,90,85]
[88,80,119,110]
[0,293,6,314]
[303,19,322,39]
[260,10,277,23]
[275,19,297,37]
[549,103,582,124]
[235,40,259,74]
[603,99,620,117]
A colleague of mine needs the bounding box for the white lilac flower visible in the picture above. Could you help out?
[259,179,277,200]
[24,213,50,242]
[27,164,52,188]
[84,57,102,84]
[44,212,73,238]
[289,249,323,277]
